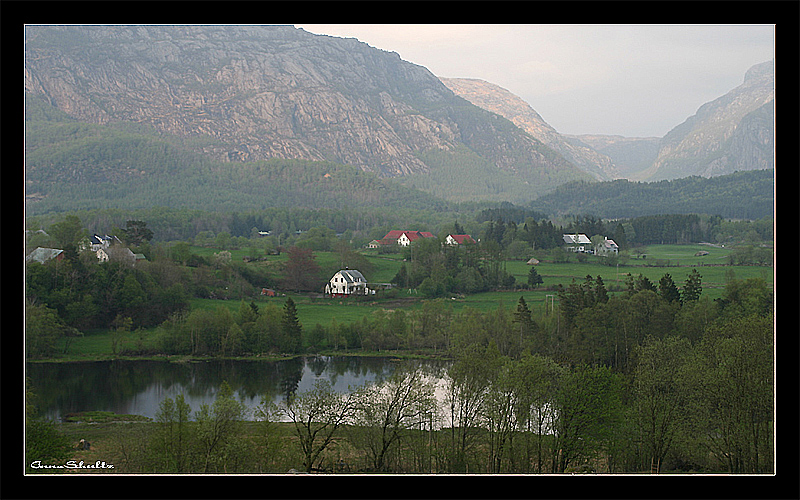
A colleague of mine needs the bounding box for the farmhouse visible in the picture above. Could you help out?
[595,237,619,256]
[373,230,436,248]
[445,234,476,246]
[563,234,592,253]
[325,269,372,297]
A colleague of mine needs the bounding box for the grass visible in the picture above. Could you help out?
[47,243,772,360]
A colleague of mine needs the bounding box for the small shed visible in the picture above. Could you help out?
[526,258,540,265]
[694,250,710,257]
[261,288,277,297]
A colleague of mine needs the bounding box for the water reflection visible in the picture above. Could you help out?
[26,357,450,422]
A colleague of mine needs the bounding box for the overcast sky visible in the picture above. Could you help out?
[296,24,774,138]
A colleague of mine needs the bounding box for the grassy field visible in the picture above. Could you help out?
[188,242,772,325]
[52,243,772,359]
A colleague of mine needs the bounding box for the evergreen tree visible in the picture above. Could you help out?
[595,276,609,304]
[527,266,544,288]
[280,297,303,353]
[682,269,703,304]
[658,273,681,304]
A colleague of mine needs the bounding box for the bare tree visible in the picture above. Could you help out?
[276,379,360,472]
[350,366,437,472]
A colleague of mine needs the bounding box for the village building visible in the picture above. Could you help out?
[325,269,372,297]
[26,247,65,264]
[595,237,619,256]
[370,230,436,248]
[563,234,592,253]
[445,234,476,246]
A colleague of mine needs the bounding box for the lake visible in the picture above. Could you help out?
[26,356,451,422]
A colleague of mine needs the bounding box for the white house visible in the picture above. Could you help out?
[325,269,371,297]
[445,234,476,246]
[563,234,592,253]
[595,237,619,256]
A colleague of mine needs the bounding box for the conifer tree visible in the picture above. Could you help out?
[682,269,703,304]
[658,273,681,304]
[280,297,303,353]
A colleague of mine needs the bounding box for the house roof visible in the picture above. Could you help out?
[563,234,591,245]
[448,234,475,244]
[383,230,408,240]
[603,238,618,248]
[383,230,436,242]
[335,269,365,283]
[26,247,64,264]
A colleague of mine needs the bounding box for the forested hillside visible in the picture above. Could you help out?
[25,95,447,215]
[529,169,774,220]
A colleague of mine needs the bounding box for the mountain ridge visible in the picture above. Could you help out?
[24,25,590,205]
[441,61,774,183]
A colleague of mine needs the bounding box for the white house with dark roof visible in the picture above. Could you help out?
[563,234,592,253]
[325,269,372,297]
[595,237,619,256]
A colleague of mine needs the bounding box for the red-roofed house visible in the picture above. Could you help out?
[445,234,476,246]
[398,231,435,246]
[370,230,437,248]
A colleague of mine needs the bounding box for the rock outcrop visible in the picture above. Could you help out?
[24,25,588,201]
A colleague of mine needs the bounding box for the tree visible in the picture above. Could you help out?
[276,379,360,472]
[195,381,247,473]
[692,314,773,473]
[658,273,681,304]
[632,336,693,473]
[351,366,436,472]
[26,379,72,473]
[527,266,544,288]
[117,220,154,247]
[284,246,321,292]
[26,302,78,359]
[152,394,193,473]
[512,354,564,473]
[512,296,536,355]
[550,364,623,473]
[444,341,504,472]
[681,269,703,304]
[49,215,87,250]
[280,297,303,353]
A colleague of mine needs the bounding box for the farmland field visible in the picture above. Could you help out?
[188,243,772,328]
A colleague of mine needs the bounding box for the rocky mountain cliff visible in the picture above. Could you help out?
[24,25,589,204]
[642,60,775,181]
[440,77,620,181]
[442,61,774,183]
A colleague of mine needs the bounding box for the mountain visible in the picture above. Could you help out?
[24,25,591,208]
[641,60,775,181]
[442,61,775,184]
[564,134,661,180]
[23,93,447,215]
[440,77,620,181]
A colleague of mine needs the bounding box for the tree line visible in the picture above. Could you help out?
[529,169,775,221]
[29,279,773,474]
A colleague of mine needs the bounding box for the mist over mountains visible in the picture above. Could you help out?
[24,25,774,217]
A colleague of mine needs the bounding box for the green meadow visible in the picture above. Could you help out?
[53,243,772,359]
[190,243,772,328]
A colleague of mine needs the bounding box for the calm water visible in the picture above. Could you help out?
[26,357,450,422]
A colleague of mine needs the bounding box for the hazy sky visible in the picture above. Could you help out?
[296,24,774,138]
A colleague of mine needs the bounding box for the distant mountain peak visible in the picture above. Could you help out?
[644,60,774,181]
